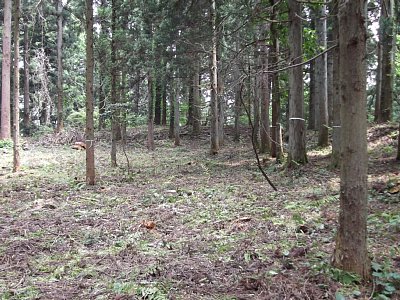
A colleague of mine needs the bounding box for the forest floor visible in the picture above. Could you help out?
[0,123,399,300]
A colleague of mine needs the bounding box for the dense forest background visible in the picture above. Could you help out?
[0,0,400,299]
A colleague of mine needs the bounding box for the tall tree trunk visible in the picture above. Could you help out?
[56,0,64,133]
[23,22,30,133]
[161,82,167,126]
[270,0,282,160]
[332,0,370,280]
[288,0,307,166]
[210,0,219,154]
[260,43,270,154]
[308,15,316,131]
[316,4,329,147]
[378,0,395,122]
[134,69,140,114]
[192,59,201,135]
[13,0,21,172]
[111,0,119,166]
[1,0,12,140]
[147,72,155,151]
[173,79,180,146]
[253,45,261,149]
[218,70,225,146]
[374,41,382,122]
[154,75,162,125]
[233,37,241,142]
[308,60,316,130]
[98,0,107,130]
[169,80,175,139]
[85,0,95,185]
[331,0,341,168]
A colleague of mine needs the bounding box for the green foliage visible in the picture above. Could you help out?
[66,108,99,128]
[0,140,13,149]
[136,286,168,300]
[372,261,400,298]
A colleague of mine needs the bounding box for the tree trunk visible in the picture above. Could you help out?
[56,0,64,133]
[13,0,21,172]
[111,0,118,166]
[253,45,260,149]
[98,0,108,130]
[332,0,370,280]
[23,22,30,133]
[308,60,316,130]
[270,0,282,160]
[85,0,95,185]
[169,80,175,139]
[1,0,12,140]
[192,59,201,135]
[397,122,400,160]
[218,70,225,146]
[288,0,307,166]
[154,76,162,125]
[210,0,219,154]
[331,0,341,168]
[378,0,395,122]
[374,41,382,122]
[147,72,155,151]
[260,43,270,154]
[233,37,241,142]
[316,4,329,147]
[173,79,180,146]
[161,82,167,126]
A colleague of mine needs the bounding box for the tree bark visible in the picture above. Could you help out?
[147,72,155,151]
[1,0,12,140]
[173,79,180,146]
[332,0,370,280]
[270,0,282,160]
[85,0,95,185]
[378,0,395,122]
[192,59,201,135]
[374,41,382,122]
[56,0,64,133]
[23,22,30,133]
[111,0,119,166]
[331,0,341,168]
[13,0,21,172]
[316,4,329,147]
[210,0,219,154]
[259,43,270,154]
[288,0,307,166]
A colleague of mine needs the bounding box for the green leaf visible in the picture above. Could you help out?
[335,292,346,300]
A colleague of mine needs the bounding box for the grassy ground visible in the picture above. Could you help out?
[0,124,399,300]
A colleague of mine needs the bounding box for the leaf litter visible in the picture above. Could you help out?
[0,125,399,299]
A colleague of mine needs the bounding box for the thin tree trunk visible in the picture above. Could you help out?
[154,77,162,125]
[374,41,382,122]
[147,72,155,151]
[210,0,219,154]
[378,0,395,122]
[111,0,118,166]
[331,0,341,168]
[233,37,241,142]
[260,43,270,154]
[192,59,201,135]
[288,0,307,166]
[270,0,282,160]
[1,0,12,140]
[56,0,64,133]
[316,4,329,147]
[23,22,30,133]
[332,0,370,280]
[253,45,260,149]
[161,82,167,126]
[308,60,316,130]
[13,0,21,172]
[85,0,95,185]
[173,79,180,146]
[169,80,175,139]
